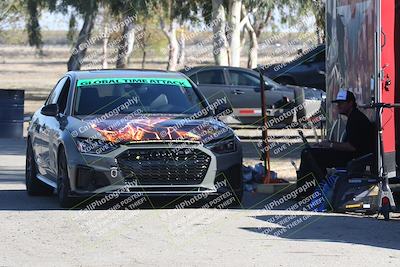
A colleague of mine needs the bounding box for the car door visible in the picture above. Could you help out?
[226,69,286,118]
[189,68,231,107]
[40,77,70,180]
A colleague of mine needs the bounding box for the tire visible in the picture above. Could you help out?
[57,148,76,208]
[208,173,243,208]
[230,187,244,207]
[383,210,390,221]
[381,203,391,221]
[25,140,54,196]
[228,173,244,208]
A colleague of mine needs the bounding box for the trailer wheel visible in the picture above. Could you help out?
[382,209,390,221]
[380,202,391,221]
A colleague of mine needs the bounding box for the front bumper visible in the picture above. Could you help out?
[66,141,242,196]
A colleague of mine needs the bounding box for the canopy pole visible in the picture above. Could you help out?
[257,69,271,184]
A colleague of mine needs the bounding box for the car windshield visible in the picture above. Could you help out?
[74,77,207,116]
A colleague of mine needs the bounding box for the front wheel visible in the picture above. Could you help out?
[57,148,76,208]
[227,173,244,208]
[230,187,244,207]
[26,140,54,196]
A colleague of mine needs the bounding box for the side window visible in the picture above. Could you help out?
[57,78,71,113]
[46,77,67,105]
[229,70,260,87]
[196,70,225,85]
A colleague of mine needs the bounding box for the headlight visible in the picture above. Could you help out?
[76,138,119,154]
[205,138,236,154]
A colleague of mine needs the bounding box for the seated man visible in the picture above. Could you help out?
[297,90,375,198]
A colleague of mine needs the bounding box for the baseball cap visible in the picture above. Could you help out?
[332,89,356,103]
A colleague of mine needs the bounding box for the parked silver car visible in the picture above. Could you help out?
[181,66,326,126]
[26,69,243,208]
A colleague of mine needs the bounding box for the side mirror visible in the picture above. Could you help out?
[214,103,232,116]
[41,104,59,117]
[254,83,273,92]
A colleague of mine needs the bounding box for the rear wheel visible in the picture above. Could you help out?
[25,140,54,196]
[57,148,75,208]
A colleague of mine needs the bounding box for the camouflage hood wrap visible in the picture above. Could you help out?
[80,115,232,144]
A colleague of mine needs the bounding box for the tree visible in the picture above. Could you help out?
[0,1,22,37]
[138,19,151,69]
[108,0,141,69]
[25,0,53,55]
[211,0,229,65]
[310,0,325,44]
[66,13,78,47]
[135,14,155,69]
[227,0,242,67]
[22,0,97,69]
[150,0,199,71]
[206,0,260,67]
[99,5,110,69]
[65,0,98,71]
[242,0,275,68]
[115,15,136,69]
[283,0,325,44]
[177,27,186,65]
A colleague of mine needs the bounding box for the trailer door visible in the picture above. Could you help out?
[380,0,398,177]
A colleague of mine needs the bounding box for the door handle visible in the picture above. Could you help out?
[232,89,245,95]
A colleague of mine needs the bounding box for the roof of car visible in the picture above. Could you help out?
[180,65,259,74]
[67,69,188,80]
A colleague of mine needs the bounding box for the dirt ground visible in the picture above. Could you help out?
[0,139,399,266]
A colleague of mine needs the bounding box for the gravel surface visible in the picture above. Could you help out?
[1,139,399,266]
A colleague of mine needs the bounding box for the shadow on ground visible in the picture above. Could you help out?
[241,213,400,251]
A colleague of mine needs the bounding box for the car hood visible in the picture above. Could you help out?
[71,115,233,144]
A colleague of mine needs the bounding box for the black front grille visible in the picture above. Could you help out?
[116,148,211,185]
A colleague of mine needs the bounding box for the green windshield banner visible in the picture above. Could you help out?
[77,77,191,87]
